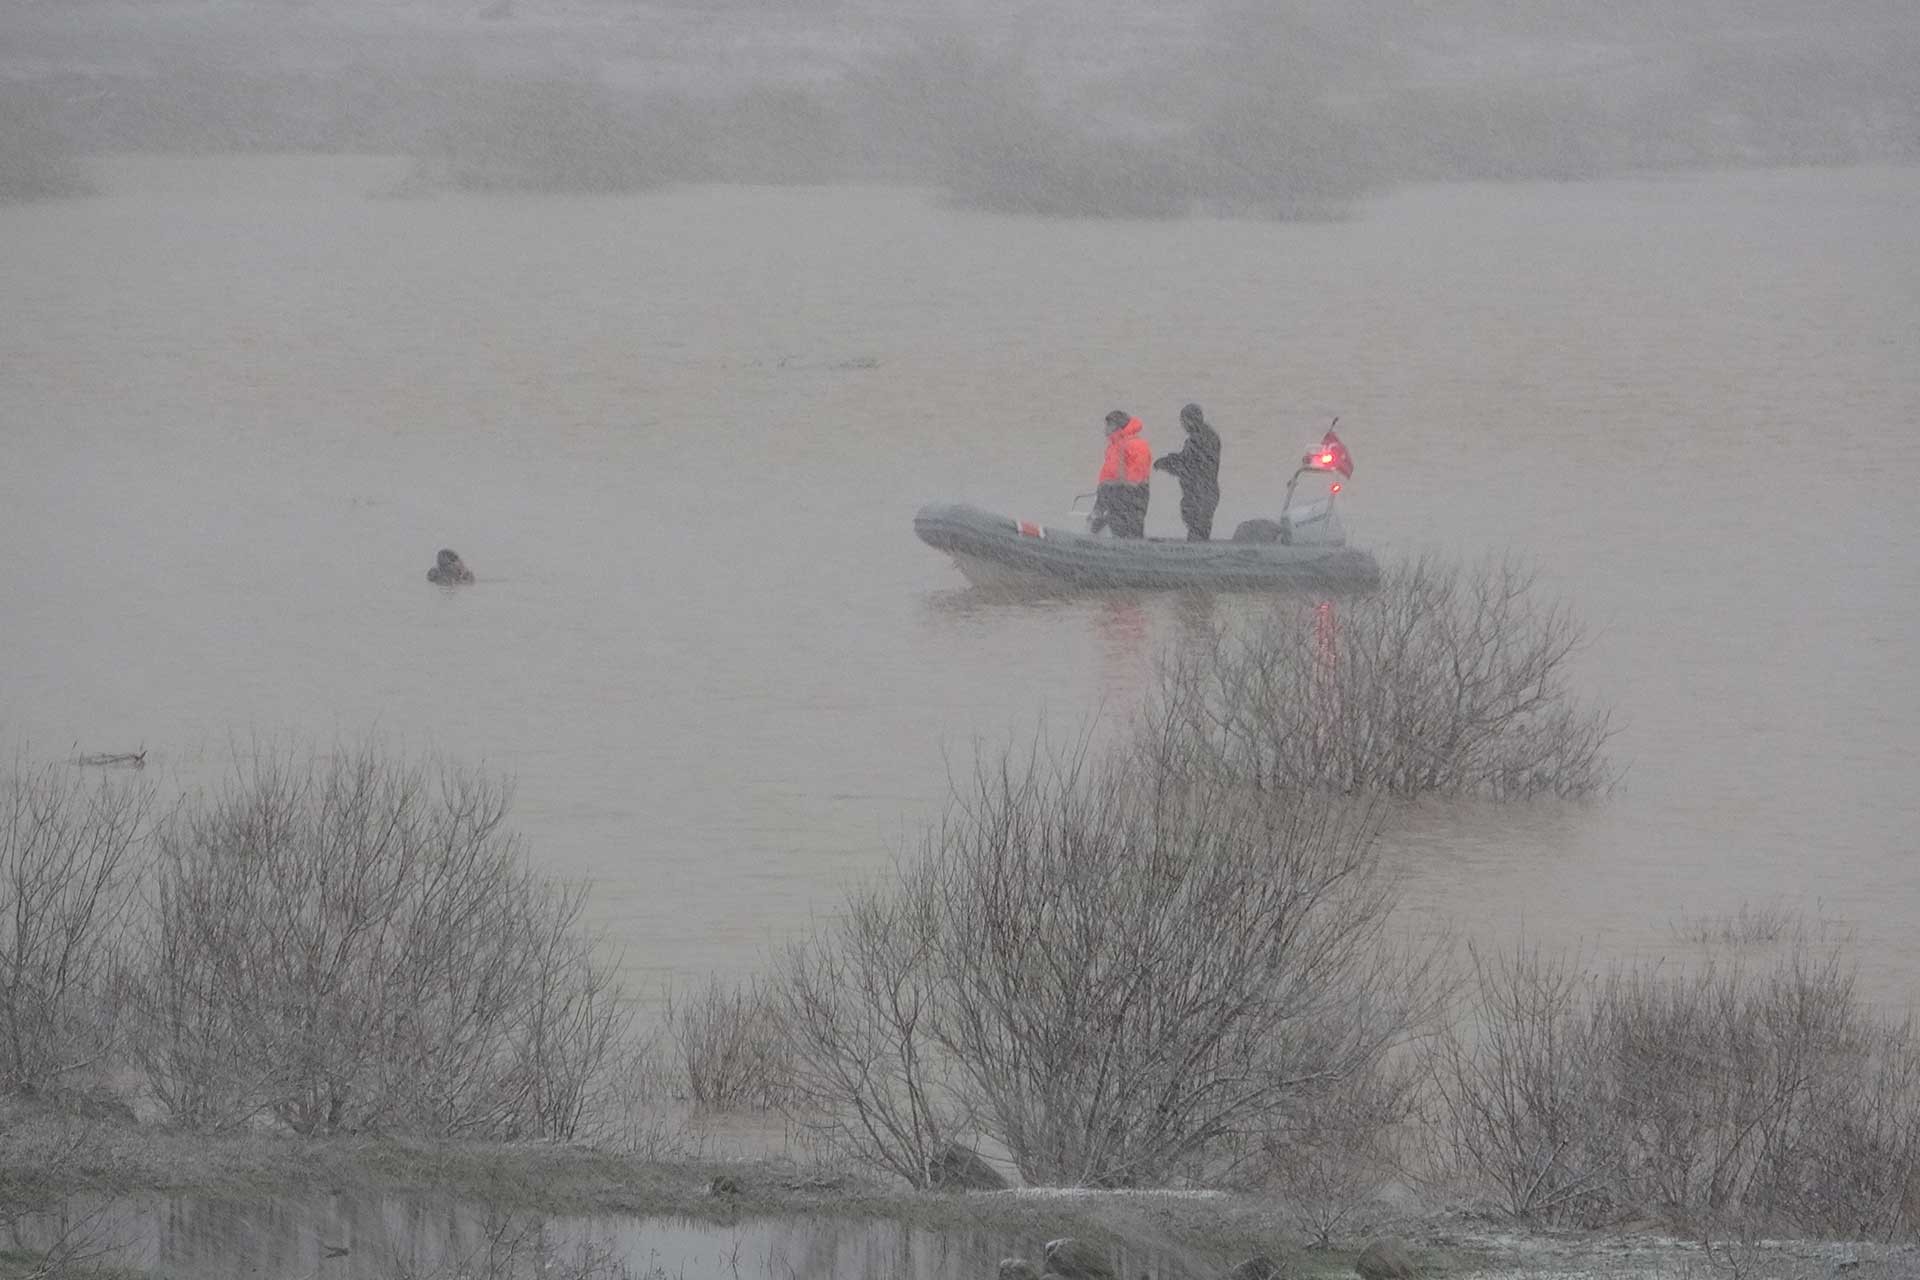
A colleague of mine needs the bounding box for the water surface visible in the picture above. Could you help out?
[3,157,1916,998]
[19,1191,1196,1280]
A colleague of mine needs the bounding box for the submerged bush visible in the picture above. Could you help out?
[125,746,627,1138]
[663,974,791,1112]
[777,735,1441,1188]
[1152,554,1614,799]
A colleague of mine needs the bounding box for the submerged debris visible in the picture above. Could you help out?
[75,749,145,768]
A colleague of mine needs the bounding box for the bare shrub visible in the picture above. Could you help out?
[1422,941,1624,1223]
[1796,1018,1920,1241]
[0,761,150,1098]
[663,975,791,1112]
[125,745,628,1139]
[778,734,1442,1188]
[1598,948,1903,1233]
[776,874,959,1188]
[1261,1051,1426,1246]
[575,1030,713,1161]
[1153,554,1613,799]
[1424,935,1920,1239]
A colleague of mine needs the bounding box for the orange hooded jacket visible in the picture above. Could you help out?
[1098,417,1152,486]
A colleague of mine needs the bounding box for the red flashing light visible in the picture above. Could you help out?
[1319,452,1334,466]
[1330,482,1342,494]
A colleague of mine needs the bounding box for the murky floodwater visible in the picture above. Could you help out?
[13,1190,1201,1280]
[2,156,1917,1003]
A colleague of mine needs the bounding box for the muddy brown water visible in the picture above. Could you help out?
[2,156,1917,1009]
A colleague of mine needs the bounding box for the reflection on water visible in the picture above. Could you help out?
[12,1192,1202,1280]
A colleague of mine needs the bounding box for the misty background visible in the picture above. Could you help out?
[4,0,1918,1000]
[4,0,1918,211]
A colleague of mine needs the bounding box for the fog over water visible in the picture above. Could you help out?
[2,1,1918,1011]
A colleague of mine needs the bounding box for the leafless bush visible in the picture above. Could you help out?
[1424,935,1920,1239]
[1260,1051,1425,1246]
[776,873,959,1188]
[1422,941,1624,1223]
[575,1028,708,1160]
[0,761,150,1098]
[1152,554,1614,799]
[664,975,792,1112]
[1796,1018,1920,1241]
[124,745,628,1139]
[778,733,1442,1188]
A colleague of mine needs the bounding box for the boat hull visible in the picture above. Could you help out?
[914,503,1381,592]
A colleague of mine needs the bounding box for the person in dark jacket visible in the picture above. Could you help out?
[1153,402,1222,540]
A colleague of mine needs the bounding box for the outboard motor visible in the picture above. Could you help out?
[1277,424,1352,546]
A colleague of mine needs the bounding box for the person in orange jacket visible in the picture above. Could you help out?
[1090,409,1152,538]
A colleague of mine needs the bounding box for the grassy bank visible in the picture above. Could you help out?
[0,1097,1432,1278]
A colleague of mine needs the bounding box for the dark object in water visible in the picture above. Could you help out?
[76,749,146,768]
[427,548,475,584]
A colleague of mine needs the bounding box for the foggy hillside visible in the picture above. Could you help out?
[4,0,1917,210]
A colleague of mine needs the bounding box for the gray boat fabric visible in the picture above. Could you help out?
[914,503,1380,592]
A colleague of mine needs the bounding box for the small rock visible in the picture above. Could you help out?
[998,1261,1042,1280]
[1354,1239,1418,1280]
[929,1141,1010,1191]
[1227,1257,1282,1280]
[705,1174,741,1197]
[1045,1237,1117,1280]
